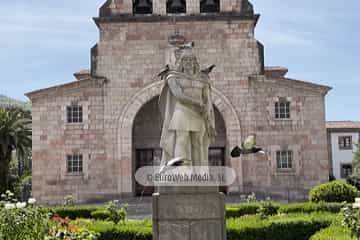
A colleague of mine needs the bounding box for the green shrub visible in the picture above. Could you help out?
[257,198,279,219]
[73,219,152,240]
[347,175,360,191]
[309,181,359,203]
[310,224,354,240]
[0,207,49,240]
[342,207,360,239]
[227,202,347,218]
[14,174,32,199]
[227,213,334,240]
[106,201,128,224]
[63,195,77,206]
[226,203,260,218]
[91,210,111,221]
[45,206,101,220]
[73,213,336,240]
[279,202,348,214]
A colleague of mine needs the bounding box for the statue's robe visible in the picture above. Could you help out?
[159,70,216,166]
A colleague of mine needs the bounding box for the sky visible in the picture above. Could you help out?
[0,0,359,121]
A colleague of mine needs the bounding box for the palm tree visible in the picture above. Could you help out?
[0,108,31,193]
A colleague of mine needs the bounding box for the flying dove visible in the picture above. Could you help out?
[230,134,265,157]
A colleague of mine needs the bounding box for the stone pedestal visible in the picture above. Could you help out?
[152,190,226,240]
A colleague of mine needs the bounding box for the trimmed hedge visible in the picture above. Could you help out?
[278,202,348,214]
[44,202,346,221]
[226,202,347,218]
[74,219,152,240]
[72,213,336,240]
[43,206,101,219]
[226,203,260,218]
[309,181,359,203]
[310,224,354,240]
[91,210,111,221]
[227,213,334,240]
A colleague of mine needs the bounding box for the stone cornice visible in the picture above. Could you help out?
[93,13,260,26]
[25,77,107,100]
[250,75,332,96]
[327,128,360,133]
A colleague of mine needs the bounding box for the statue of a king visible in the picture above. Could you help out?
[159,45,216,168]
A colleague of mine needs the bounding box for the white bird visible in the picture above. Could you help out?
[159,157,191,174]
[231,134,265,157]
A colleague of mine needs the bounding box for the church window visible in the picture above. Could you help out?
[67,154,83,173]
[200,0,220,13]
[276,150,293,169]
[133,0,153,14]
[339,136,352,150]
[66,105,83,123]
[166,0,186,14]
[275,99,290,119]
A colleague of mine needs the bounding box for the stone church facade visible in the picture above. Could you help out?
[26,0,331,204]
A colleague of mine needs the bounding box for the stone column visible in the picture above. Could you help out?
[153,0,167,15]
[186,0,200,15]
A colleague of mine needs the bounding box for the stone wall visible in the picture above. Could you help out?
[28,79,113,204]
[240,76,329,200]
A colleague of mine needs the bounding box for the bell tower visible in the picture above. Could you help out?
[92,0,263,78]
[91,0,264,198]
[98,0,254,16]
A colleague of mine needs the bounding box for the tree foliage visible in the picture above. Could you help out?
[353,142,360,175]
[0,108,31,193]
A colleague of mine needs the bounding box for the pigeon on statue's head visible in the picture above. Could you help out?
[231,134,265,158]
[158,64,170,80]
[201,65,216,75]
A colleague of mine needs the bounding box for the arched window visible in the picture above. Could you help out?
[133,0,153,14]
[200,0,220,13]
[166,0,186,14]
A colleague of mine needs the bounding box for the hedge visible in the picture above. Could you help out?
[226,203,260,218]
[43,202,346,221]
[91,210,111,221]
[74,219,152,240]
[278,202,348,214]
[310,224,355,240]
[226,202,347,218]
[43,206,101,219]
[72,213,336,240]
[227,213,335,240]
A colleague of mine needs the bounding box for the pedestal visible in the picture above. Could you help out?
[152,189,227,240]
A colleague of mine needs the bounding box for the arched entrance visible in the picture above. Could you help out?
[116,81,242,196]
[133,97,227,195]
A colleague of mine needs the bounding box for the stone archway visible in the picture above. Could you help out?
[116,80,242,195]
[132,96,227,195]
